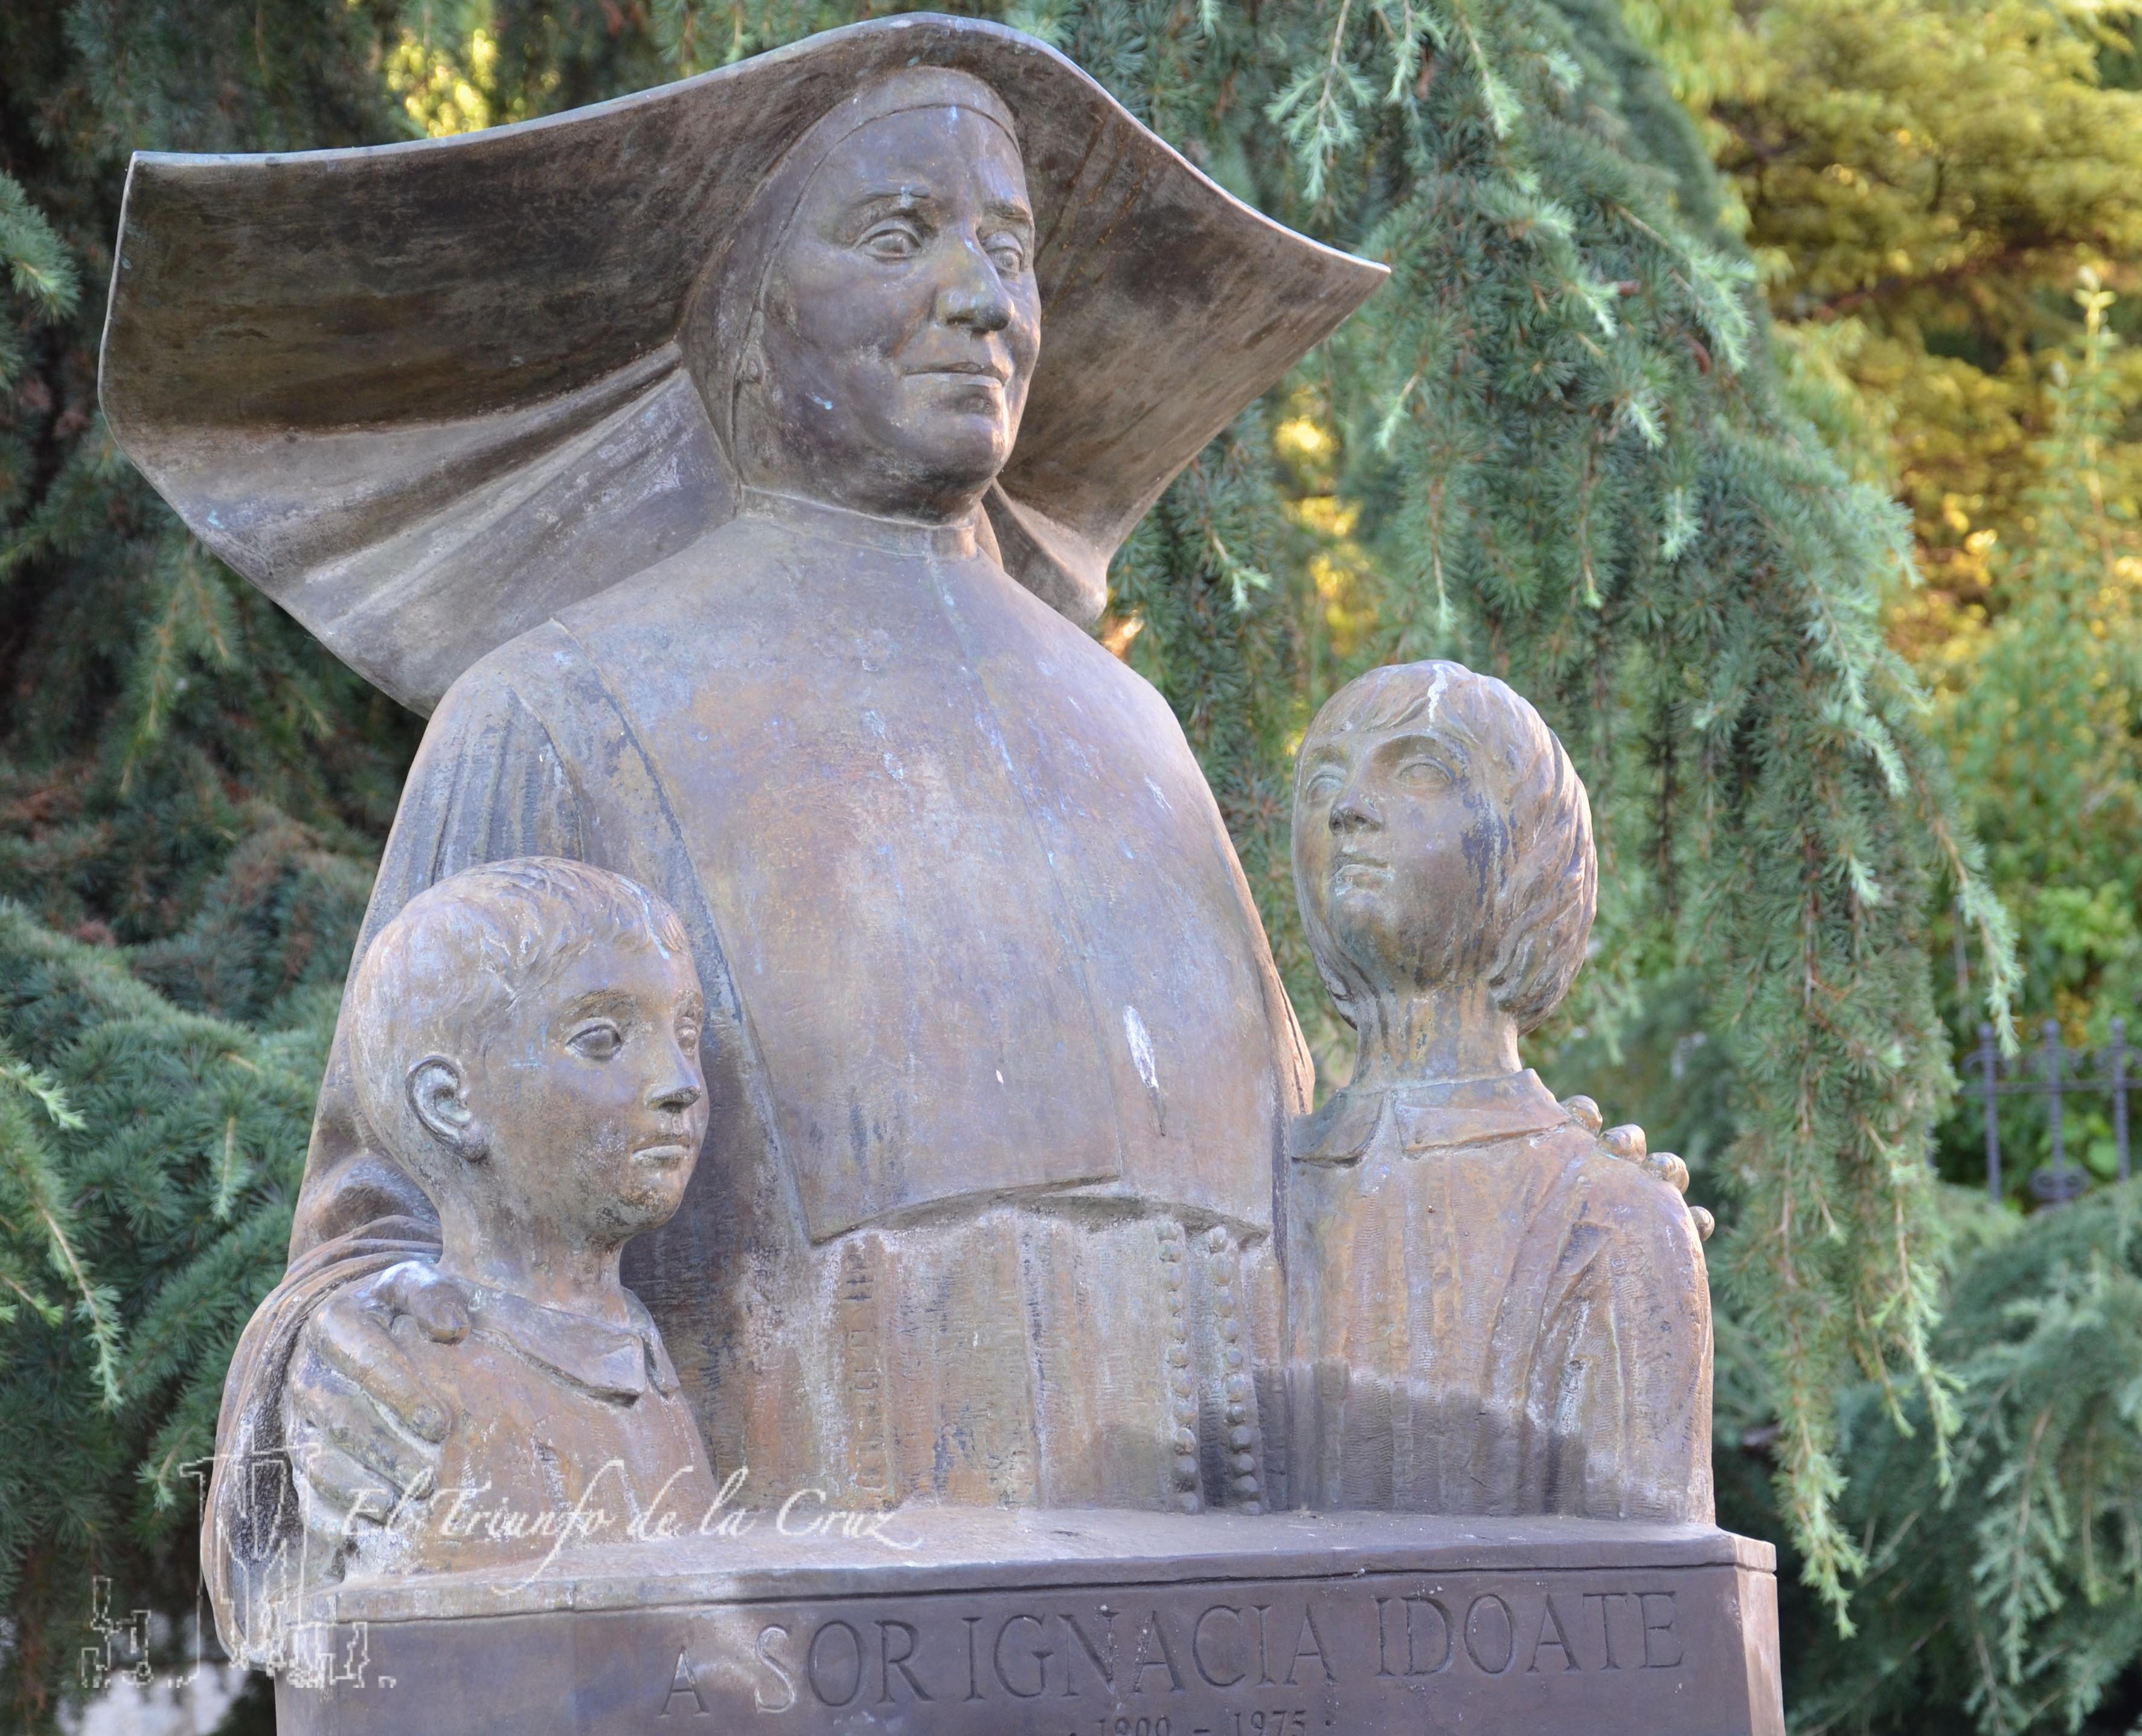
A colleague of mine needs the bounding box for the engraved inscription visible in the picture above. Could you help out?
[707,1578,1695,1723]
[275,1554,1765,1734]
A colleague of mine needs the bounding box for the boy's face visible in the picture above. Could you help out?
[466,938,708,1246]
[1295,720,1490,988]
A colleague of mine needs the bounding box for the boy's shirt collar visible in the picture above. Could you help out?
[452,1279,682,1404]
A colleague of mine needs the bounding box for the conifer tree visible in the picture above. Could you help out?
[1752,286,2142,1736]
[1626,0,2142,1059]
[1,0,420,1720]
[1627,0,2142,629]
[1,0,415,943]
[0,881,348,1722]
[1938,279,2142,1054]
[1787,1182,2142,1734]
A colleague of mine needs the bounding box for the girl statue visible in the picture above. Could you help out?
[1283,662,1714,1523]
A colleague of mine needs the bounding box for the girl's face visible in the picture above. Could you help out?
[1295,719,1502,995]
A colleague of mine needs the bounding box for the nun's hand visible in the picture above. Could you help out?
[283,1261,470,1537]
[1560,1096,1714,1241]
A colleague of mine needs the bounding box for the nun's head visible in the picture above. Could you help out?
[687,69,1041,523]
[102,15,1388,708]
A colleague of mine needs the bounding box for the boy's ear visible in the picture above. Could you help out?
[408,1054,487,1162]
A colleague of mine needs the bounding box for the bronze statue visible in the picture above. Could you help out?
[101,27,1779,1727]
[1283,661,1714,1522]
[101,16,1385,1654]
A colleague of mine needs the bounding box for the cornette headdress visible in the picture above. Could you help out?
[99,15,1387,714]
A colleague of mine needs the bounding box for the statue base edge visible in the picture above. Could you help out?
[267,1510,1783,1735]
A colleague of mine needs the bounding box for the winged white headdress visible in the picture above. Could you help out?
[101,14,1386,714]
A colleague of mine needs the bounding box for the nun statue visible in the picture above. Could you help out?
[101,15,1384,1652]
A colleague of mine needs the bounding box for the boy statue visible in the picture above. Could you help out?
[272,859,722,1596]
[1283,661,1714,1523]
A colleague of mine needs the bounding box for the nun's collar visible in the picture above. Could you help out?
[739,487,981,559]
[1288,1069,1571,1167]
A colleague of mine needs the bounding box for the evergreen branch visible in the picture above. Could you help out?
[117,540,242,793]
[0,1265,62,1327]
[0,415,133,583]
[0,172,80,325]
[0,1046,86,1133]
[1267,0,1370,203]
[213,1114,242,1222]
[1434,0,1518,136]
[0,1091,121,1409]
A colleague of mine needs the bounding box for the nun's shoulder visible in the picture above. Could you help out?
[422,617,614,763]
[377,621,598,866]
[548,516,786,645]
[1015,578,1200,729]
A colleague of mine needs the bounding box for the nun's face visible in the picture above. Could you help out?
[746,105,1041,519]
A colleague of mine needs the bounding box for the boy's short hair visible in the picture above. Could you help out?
[348,857,693,1184]
[1297,661,1595,1033]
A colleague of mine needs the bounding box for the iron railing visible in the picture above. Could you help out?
[1969,1019,2133,1206]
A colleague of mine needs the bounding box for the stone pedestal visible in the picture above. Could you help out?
[272,1509,1782,1734]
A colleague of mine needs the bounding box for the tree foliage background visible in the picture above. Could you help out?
[4,0,2138,1728]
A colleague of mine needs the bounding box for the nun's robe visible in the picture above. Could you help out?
[207,492,1310,1633]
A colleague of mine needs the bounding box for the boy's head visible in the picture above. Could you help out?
[1293,661,1595,1033]
[349,859,708,1255]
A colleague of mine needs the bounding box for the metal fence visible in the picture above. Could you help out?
[1968,1019,2134,1206]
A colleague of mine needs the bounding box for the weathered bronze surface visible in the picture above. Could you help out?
[268,1511,1782,1735]
[100,13,1777,1725]
[1283,663,1714,1522]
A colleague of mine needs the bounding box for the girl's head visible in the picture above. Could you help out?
[1293,661,1595,1033]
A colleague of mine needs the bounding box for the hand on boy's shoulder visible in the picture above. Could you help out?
[281,1258,475,1547]
[372,1260,475,1342]
[1557,1094,1715,1244]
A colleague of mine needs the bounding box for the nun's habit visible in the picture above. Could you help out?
[101,16,1384,1654]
